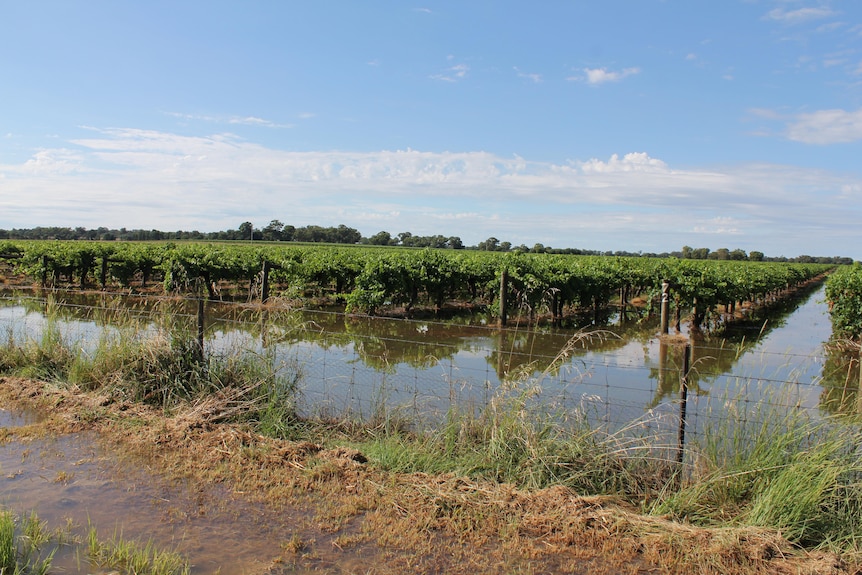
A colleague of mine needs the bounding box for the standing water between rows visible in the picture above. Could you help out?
[0,282,849,573]
[0,283,843,430]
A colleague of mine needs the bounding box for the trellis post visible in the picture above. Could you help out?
[661,280,670,334]
[676,343,691,467]
[499,269,508,327]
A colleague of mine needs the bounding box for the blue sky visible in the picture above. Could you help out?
[2,1,862,258]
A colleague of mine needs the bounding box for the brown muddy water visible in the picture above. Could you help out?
[0,415,370,574]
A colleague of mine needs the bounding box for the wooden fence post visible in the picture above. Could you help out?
[100,257,109,290]
[676,343,691,467]
[619,285,628,325]
[857,346,862,416]
[499,269,508,327]
[41,255,49,288]
[551,290,560,327]
[261,260,271,303]
[661,280,670,334]
[196,298,205,361]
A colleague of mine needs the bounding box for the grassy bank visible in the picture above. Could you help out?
[2,302,862,569]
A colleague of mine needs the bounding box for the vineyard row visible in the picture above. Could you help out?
[0,240,835,330]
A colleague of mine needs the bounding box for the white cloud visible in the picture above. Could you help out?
[574,67,641,86]
[765,7,835,24]
[2,128,861,257]
[165,111,292,129]
[693,217,742,235]
[432,63,469,82]
[19,149,85,175]
[785,108,862,144]
[580,152,668,174]
[227,116,293,128]
[514,67,542,83]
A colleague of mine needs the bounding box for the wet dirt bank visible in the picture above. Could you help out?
[0,376,854,575]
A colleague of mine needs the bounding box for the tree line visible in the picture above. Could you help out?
[0,222,852,264]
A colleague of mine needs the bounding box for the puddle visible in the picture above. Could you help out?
[0,423,372,574]
[0,407,43,428]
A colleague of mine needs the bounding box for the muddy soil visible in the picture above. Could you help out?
[0,376,855,575]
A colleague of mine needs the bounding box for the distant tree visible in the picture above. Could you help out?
[477,237,500,251]
[262,219,284,241]
[293,225,323,242]
[428,235,449,249]
[334,224,361,244]
[292,224,360,244]
[238,222,254,241]
[749,250,764,262]
[729,248,748,261]
[681,245,693,259]
[691,247,710,260]
[447,236,464,250]
[709,248,730,260]
[367,231,393,246]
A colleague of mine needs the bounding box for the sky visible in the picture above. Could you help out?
[1,1,862,259]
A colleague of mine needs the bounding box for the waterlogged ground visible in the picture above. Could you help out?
[0,281,859,573]
[0,282,846,432]
[0,391,639,575]
[0,416,305,574]
[0,377,857,575]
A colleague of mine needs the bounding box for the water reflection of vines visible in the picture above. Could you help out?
[646,281,826,406]
[819,341,862,417]
[0,281,833,409]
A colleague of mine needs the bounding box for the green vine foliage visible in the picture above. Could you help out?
[2,240,835,326]
[825,263,862,339]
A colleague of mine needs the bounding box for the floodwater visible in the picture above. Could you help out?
[0,282,850,573]
[0,428,377,574]
[0,282,841,427]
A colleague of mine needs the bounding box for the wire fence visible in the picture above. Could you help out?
[0,287,853,455]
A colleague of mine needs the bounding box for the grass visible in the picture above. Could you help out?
[352,359,862,556]
[85,523,190,575]
[0,507,190,575]
[4,296,862,560]
[0,299,302,427]
[651,384,862,551]
[355,331,673,498]
[0,510,55,575]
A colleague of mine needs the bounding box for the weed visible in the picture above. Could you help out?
[0,510,55,575]
[0,300,303,422]
[53,470,72,484]
[281,533,306,554]
[85,523,190,575]
[652,385,862,551]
